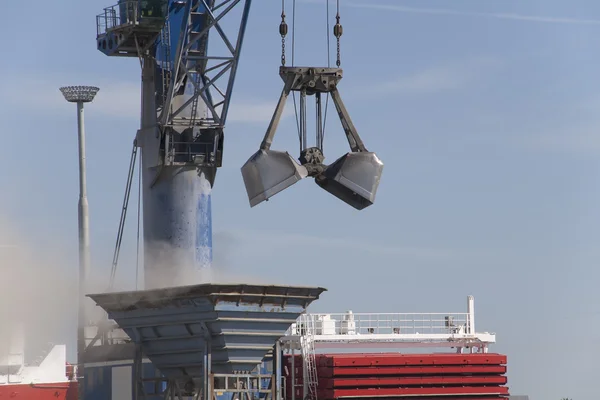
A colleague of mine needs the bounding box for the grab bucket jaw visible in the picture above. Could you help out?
[241,149,309,207]
[316,151,384,210]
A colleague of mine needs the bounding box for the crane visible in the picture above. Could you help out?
[92,2,382,399]
[96,0,383,290]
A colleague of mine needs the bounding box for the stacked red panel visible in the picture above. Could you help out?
[283,354,306,400]
[284,353,509,400]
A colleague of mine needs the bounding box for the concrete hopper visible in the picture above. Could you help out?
[87,283,326,379]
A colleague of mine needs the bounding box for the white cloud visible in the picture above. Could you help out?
[519,129,600,154]
[226,228,483,260]
[307,1,600,26]
[223,97,293,124]
[369,56,501,96]
[1,75,289,124]
[0,78,139,119]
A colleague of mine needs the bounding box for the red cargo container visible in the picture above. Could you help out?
[318,386,510,398]
[320,375,508,388]
[316,364,507,377]
[318,353,507,367]
[283,352,509,400]
[314,397,509,400]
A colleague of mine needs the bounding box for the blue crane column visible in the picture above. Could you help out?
[97,0,252,289]
[139,49,213,290]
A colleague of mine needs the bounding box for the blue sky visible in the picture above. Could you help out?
[1,0,600,398]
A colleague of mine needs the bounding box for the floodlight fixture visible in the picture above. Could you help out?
[59,85,100,103]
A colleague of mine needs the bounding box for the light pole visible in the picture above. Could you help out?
[59,85,99,400]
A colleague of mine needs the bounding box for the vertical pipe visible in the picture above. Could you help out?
[291,348,295,400]
[206,337,212,400]
[203,348,208,400]
[141,51,214,289]
[467,295,475,335]
[133,346,141,400]
[300,90,307,150]
[76,101,91,400]
[275,341,281,400]
[315,92,323,150]
[302,344,307,400]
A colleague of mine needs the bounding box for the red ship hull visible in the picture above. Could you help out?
[0,344,78,400]
[0,382,77,399]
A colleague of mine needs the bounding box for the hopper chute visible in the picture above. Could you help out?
[88,283,326,378]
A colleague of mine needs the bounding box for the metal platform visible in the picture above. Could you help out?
[96,1,167,57]
[282,295,495,353]
[88,283,326,380]
[283,313,495,352]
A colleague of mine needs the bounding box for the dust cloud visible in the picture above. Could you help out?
[0,203,290,367]
[0,215,78,364]
[138,230,281,291]
[211,230,283,286]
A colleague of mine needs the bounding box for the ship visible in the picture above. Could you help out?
[0,343,77,399]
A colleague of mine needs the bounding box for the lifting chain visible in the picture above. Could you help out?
[280,0,288,66]
[279,0,340,67]
[333,0,343,67]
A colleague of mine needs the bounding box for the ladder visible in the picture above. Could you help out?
[189,72,202,127]
[300,314,318,400]
[188,3,202,127]
[160,19,172,110]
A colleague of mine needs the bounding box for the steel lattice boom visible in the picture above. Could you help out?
[97,0,251,173]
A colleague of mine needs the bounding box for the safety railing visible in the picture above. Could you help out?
[30,349,52,367]
[0,353,24,370]
[0,360,22,384]
[84,323,131,348]
[212,374,276,395]
[167,140,218,166]
[288,312,473,337]
[96,0,168,36]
